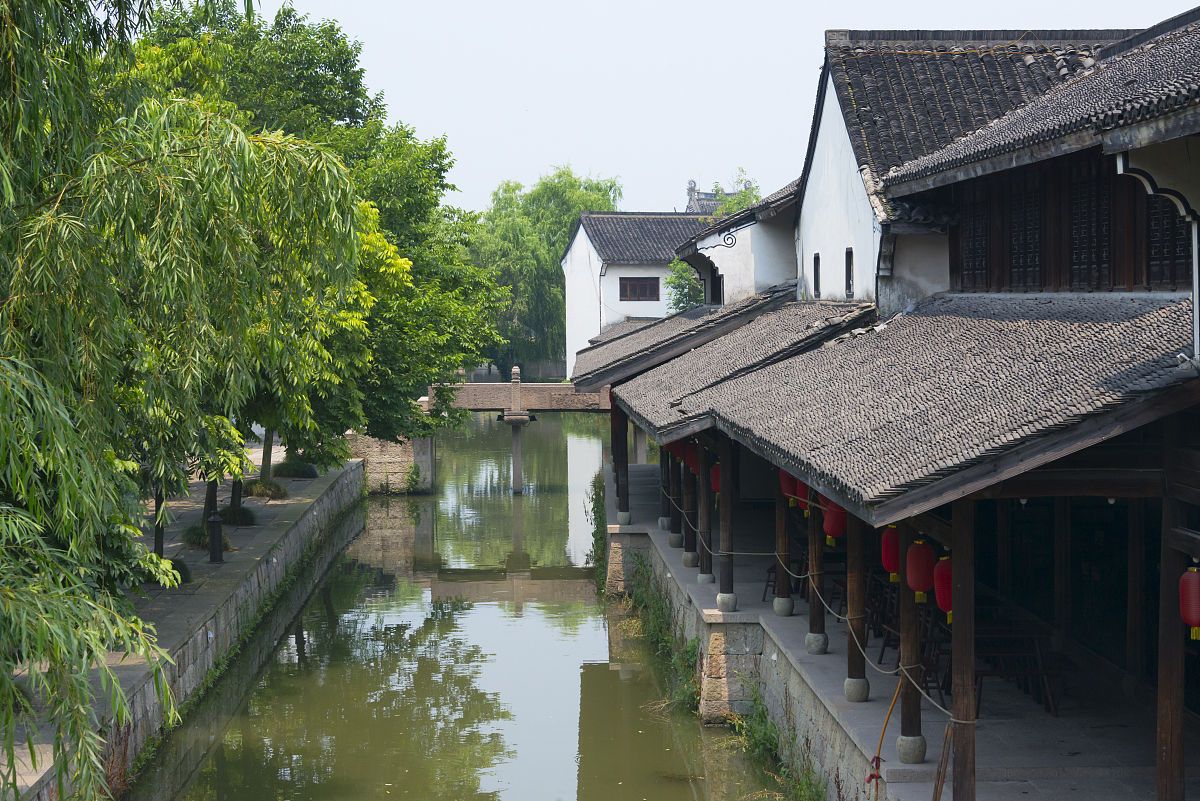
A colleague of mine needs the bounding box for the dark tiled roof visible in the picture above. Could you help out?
[579,212,709,265]
[589,317,657,345]
[613,301,873,435]
[681,177,803,250]
[828,29,1132,212]
[683,293,1194,510]
[885,17,1200,188]
[571,282,797,387]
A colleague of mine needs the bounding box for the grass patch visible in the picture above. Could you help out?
[627,552,700,711]
[730,683,826,801]
[584,470,606,593]
[219,503,257,526]
[244,478,287,499]
[182,523,231,551]
[272,458,319,479]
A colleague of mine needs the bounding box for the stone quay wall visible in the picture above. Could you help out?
[22,461,365,801]
[346,433,434,494]
[617,531,893,801]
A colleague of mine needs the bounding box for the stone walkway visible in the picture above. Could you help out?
[612,463,1200,801]
[14,450,364,800]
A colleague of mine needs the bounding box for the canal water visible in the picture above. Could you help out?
[129,412,772,801]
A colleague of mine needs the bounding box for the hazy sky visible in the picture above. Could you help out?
[257,0,1194,212]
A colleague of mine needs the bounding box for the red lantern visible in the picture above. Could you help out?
[906,539,935,603]
[880,526,900,583]
[677,442,698,475]
[794,480,811,514]
[1181,566,1200,640]
[823,500,846,547]
[710,463,721,494]
[778,470,796,504]
[934,555,953,623]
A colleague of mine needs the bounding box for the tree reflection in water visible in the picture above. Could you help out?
[183,562,511,801]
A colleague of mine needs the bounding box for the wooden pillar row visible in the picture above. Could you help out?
[772,476,793,616]
[845,514,869,701]
[717,435,736,612]
[682,456,699,568]
[697,447,714,582]
[1158,462,1186,800]
[668,453,682,536]
[806,502,828,654]
[1127,498,1147,679]
[897,523,926,763]
[610,406,630,524]
[658,454,671,524]
[951,499,976,801]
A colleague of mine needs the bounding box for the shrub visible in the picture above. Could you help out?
[628,553,699,710]
[273,458,319,479]
[243,478,287,499]
[404,463,422,494]
[584,470,606,592]
[219,504,258,526]
[182,523,231,551]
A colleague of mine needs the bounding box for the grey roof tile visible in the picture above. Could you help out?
[683,293,1194,509]
[580,212,710,265]
[589,317,657,345]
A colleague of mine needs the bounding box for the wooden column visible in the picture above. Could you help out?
[1157,490,1186,801]
[1054,497,1071,635]
[610,406,630,523]
[668,453,682,534]
[952,499,976,801]
[659,455,671,521]
[717,436,736,611]
[773,477,793,615]
[697,447,713,580]
[807,502,827,653]
[897,523,925,762]
[682,457,698,567]
[845,514,869,701]
[996,499,1012,597]
[1127,499,1147,679]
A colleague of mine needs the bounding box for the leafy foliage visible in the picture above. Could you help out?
[665,260,706,313]
[471,167,621,373]
[708,167,762,219]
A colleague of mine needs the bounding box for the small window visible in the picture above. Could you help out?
[618,276,659,301]
[845,248,854,298]
[813,253,821,298]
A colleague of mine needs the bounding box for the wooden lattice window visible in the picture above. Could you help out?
[958,182,989,291]
[1069,157,1112,290]
[618,276,659,301]
[1147,194,1192,289]
[1008,171,1043,290]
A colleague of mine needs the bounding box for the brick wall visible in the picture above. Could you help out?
[346,433,434,494]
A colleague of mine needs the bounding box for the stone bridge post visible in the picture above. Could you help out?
[502,366,531,494]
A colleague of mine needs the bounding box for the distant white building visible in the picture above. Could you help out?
[562,189,713,377]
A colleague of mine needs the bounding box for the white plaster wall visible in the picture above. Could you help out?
[879,233,951,316]
[563,227,604,377]
[599,264,671,325]
[696,226,757,303]
[751,215,799,292]
[796,73,881,302]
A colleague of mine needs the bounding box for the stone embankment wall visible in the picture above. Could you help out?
[23,462,365,801]
[346,433,434,493]
[623,534,887,801]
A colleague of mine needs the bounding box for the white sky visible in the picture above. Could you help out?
[257,0,1196,212]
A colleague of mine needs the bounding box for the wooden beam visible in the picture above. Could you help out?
[659,456,671,519]
[611,406,630,517]
[668,453,682,534]
[846,515,868,696]
[1157,499,1187,800]
[912,512,954,547]
[1166,525,1200,560]
[697,447,713,578]
[682,456,697,557]
[899,525,922,739]
[997,500,1012,597]
[1054,498,1071,635]
[1126,499,1146,679]
[718,436,735,598]
[775,478,791,601]
[951,499,977,801]
[977,468,1163,499]
[808,504,826,639]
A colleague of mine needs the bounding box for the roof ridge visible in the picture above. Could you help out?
[1106,5,1200,56]
[826,28,1138,45]
[581,210,707,218]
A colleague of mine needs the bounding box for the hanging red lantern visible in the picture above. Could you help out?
[1181,565,1200,640]
[823,500,846,547]
[794,480,811,514]
[934,555,953,623]
[778,470,796,505]
[880,526,900,583]
[677,442,698,475]
[906,539,935,603]
[710,463,721,494]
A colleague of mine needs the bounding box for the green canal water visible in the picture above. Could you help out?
[129,412,773,801]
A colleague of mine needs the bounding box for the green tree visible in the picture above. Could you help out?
[709,167,762,219]
[471,167,621,374]
[0,3,360,799]
[664,260,706,313]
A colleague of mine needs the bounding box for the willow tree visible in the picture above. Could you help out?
[0,3,359,799]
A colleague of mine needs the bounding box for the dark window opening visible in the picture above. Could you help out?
[845,248,854,298]
[1069,155,1112,290]
[1007,170,1043,290]
[813,253,821,298]
[958,182,990,291]
[618,276,659,302]
[1147,194,1191,290]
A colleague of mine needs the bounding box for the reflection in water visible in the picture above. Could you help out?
[131,413,769,801]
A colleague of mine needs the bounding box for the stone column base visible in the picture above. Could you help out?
[616,511,631,525]
[716,592,738,612]
[682,551,699,568]
[667,530,684,548]
[844,677,870,702]
[772,596,794,617]
[657,516,671,531]
[897,734,927,764]
[697,573,715,584]
[804,632,829,655]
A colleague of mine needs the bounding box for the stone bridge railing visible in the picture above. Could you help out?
[431,372,609,413]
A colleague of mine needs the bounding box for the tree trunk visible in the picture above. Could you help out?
[204,478,218,521]
[230,479,243,515]
[260,427,275,481]
[153,484,165,558]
